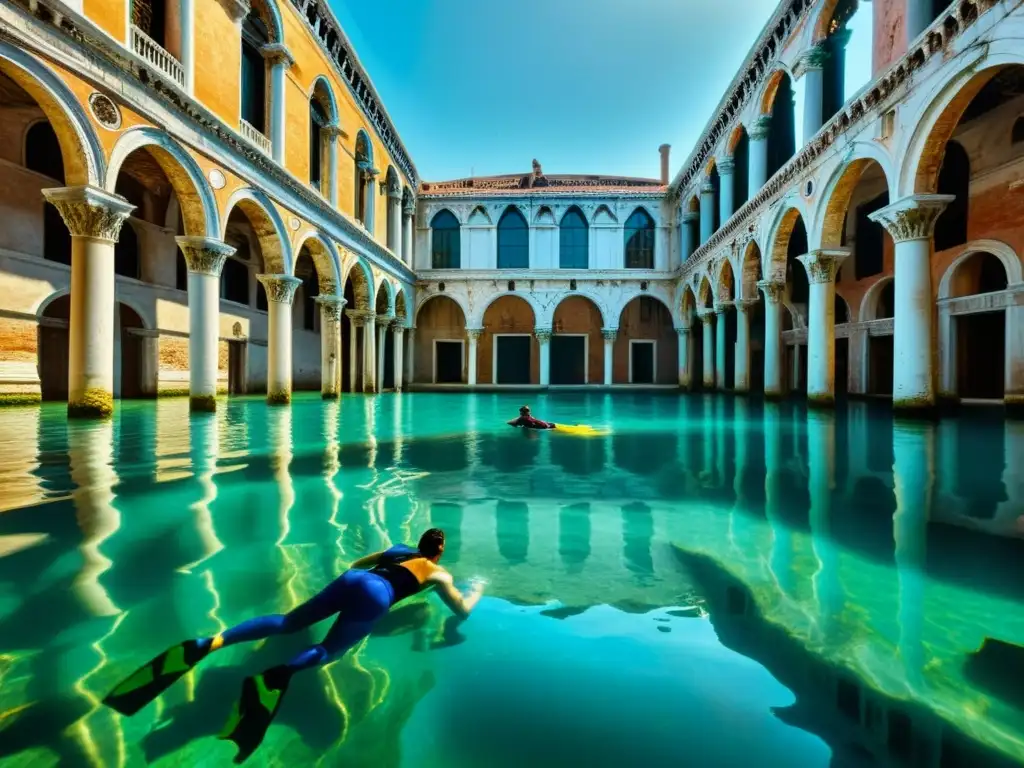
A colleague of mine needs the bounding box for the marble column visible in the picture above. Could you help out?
[1007,304,1024,415]
[602,329,616,386]
[393,326,405,392]
[907,0,938,42]
[346,310,363,392]
[536,328,552,387]
[467,328,482,387]
[677,327,693,389]
[363,311,377,393]
[387,187,402,253]
[718,158,736,223]
[801,45,827,145]
[680,211,699,263]
[316,295,346,398]
[699,180,716,244]
[698,309,715,389]
[715,304,730,391]
[261,44,294,165]
[869,195,953,411]
[180,0,195,95]
[402,205,415,265]
[325,125,342,207]
[406,327,416,386]
[734,298,758,393]
[758,279,785,398]
[748,116,771,197]
[176,236,236,412]
[797,249,849,406]
[257,274,302,405]
[807,409,841,634]
[43,186,135,418]
[376,315,392,392]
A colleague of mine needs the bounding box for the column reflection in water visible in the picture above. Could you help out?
[266,405,302,614]
[728,398,752,556]
[0,406,43,514]
[892,419,933,689]
[807,409,841,639]
[701,396,714,485]
[622,501,654,582]
[324,399,346,574]
[559,502,591,573]
[496,500,529,566]
[430,502,463,565]
[715,396,728,491]
[999,420,1024,534]
[68,420,121,618]
[764,401,796,596]
[185,412,223,570]
[155,397,191,482]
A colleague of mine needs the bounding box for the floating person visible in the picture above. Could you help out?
[103,528,484,763]
[507,404,609,437]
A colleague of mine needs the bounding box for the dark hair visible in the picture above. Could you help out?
[519,405,530,413]
[418,528,445,558]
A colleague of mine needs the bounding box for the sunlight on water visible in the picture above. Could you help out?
[0,393,1022,767]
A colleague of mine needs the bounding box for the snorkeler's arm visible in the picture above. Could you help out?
[506,418,521,427]
[429,570,483,619]
[349,551,383,570]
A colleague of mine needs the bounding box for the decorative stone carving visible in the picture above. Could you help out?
[535,328,553,343]
[801,43,829,72]
[682,211,701,224]
[750,115,771,141]
[676,326,691,336]
[797,250,849,284]
[714,301,733,314]
[208,169,227,190]
[220,0,251,23]
[698,308,716,323]
[868,195,955,243]
[346,309,368,327]
[375,313,395,327]
[466,327,484,340]
[718,158,736,175]
[257,274,302,304]
[88,93,122,130]
[735,298,760,312]
[601,329,617,342]
[233,322,244,337]
[316,295,347,321]
[701,181,715,195]
[261,43,295,68]
[42,186,135,242]
[176,236,236,276]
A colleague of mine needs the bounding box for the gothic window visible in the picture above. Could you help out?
[240,9,270,135]
[624,208,655,269]
[309,96,328,193]
[25,122,64,183]
[497,207,529,269]
[431,210,460,269]
[355,131,371,225]
[559,206,588,269]
[934,140,969,252]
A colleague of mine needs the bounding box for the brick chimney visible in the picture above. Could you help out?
[659,144,671,185]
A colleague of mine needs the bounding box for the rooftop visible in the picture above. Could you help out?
[420,160,664,198]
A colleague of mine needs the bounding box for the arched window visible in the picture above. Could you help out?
[624,208,655,269]
[355,132,371,226]
[431,210,461,269]
[559,206,588,269]
[497,207,529,269]
[25,122,64,183]
[240,8,270,138]
[309,96,328,193]
[934,140,969,252]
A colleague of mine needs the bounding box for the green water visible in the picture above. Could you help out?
[0,393,1022,767]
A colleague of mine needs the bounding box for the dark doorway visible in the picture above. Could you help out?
[383,328,395,390]
[868,335,894,396]
[551,335,586,384]
[119,304,145,399]
[496,336,530,384]
[39,295,70,401]
[228,340,247,395]
[435,341,463,384]
[630,341,655,384]
[957,312,1005,399]
[835,337,849,396]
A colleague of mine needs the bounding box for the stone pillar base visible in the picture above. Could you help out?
[189,394,217,413]
[68,389,114,419]
[268,390,291,406]
[807,393,836,409]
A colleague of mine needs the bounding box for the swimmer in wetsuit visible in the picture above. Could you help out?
[507,404,556,430]
[103,528,482,763]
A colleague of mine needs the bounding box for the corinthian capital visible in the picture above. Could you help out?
[260,43,295,68]
[868,195,955,244]
[535,328,553,343]
[797,249,850,285]
[316,295,347,321]
[601,329,617,342]
[176,236,236,277]
[757,279,785,304]
[42,185,135,242]
[750,115,772,141]
[257,274,302,305]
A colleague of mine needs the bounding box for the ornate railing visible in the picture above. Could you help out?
[130,25,184,89]
[239,118,271,155]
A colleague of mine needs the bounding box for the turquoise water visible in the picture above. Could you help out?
[0,393,1022,767]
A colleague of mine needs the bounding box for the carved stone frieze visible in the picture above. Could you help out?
[42,186,135,242]
[176,237,237,276]
[257,274,302,304]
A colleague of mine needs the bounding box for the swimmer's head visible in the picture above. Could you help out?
[418,528,446,562]
[519,405,531,415]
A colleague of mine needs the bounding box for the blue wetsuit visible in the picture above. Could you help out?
[199,545,426,674]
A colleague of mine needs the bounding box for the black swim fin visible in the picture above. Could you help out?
[103,639,211,716]
[219,666,292,764]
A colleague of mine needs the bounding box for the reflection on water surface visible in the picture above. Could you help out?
[0,393,1022,767]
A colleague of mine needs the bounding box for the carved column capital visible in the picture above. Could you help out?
[393,325,406,337]
[750,115,772,141]
[714,301,733,315]
[345,309,368,327]
[316,295,347,321]
[403,202,416,217]
[698,308,716,324]
[700,180,715,195]
[757,279,785,304]
[375,313,395,327]
[682,211,701,225]
[221,0,251,23]
[797,249,850,285]
[176,236,236,277]
[535,328,553,343]
[800,43,829,73]
[601,329,617,342]
[868,195,955,244]
[718,158,735,175]
[257,274,302,305]
[735,298,760,312]
[466,327,484,341]
[676,326,692,337]
[42,185,135,242]
[261,42,295,68]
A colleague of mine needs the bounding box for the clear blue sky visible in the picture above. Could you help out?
[329,0,874,182]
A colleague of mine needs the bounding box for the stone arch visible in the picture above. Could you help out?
[614,293,677,385]
[593,205,618,225]
[937,240,1022,300]
[222,186,291,274]
[466,205,491,226]
[35,288,158,328]
[765,205,807,279]
[813,145,896,248]
[741,240,763,300]
[541,291,609,329]
[415,291,469,326]
[727,123,748,154]
[254,0,285,41]
[859,275,895,322]
[355,128,374,166]
[292,229,341,295]
[811,0,845,42]
[680,284,698,326]
[343,257,374,310]
[310,75,340,124]
[0,41,104,187]
[834,291,852,324]
[534,206,555,225]
[716,258,736,303]
[473,291,542,329]
[698,276,714,309]
[686,195,700,213]
[760,66,794,116]
[395,286,410,324]
[899,49,1024,196]
[106,127,220,239]
[375,278,395,315]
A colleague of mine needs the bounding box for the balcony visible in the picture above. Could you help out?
[130,25,185,89]
[239,119,272,155]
